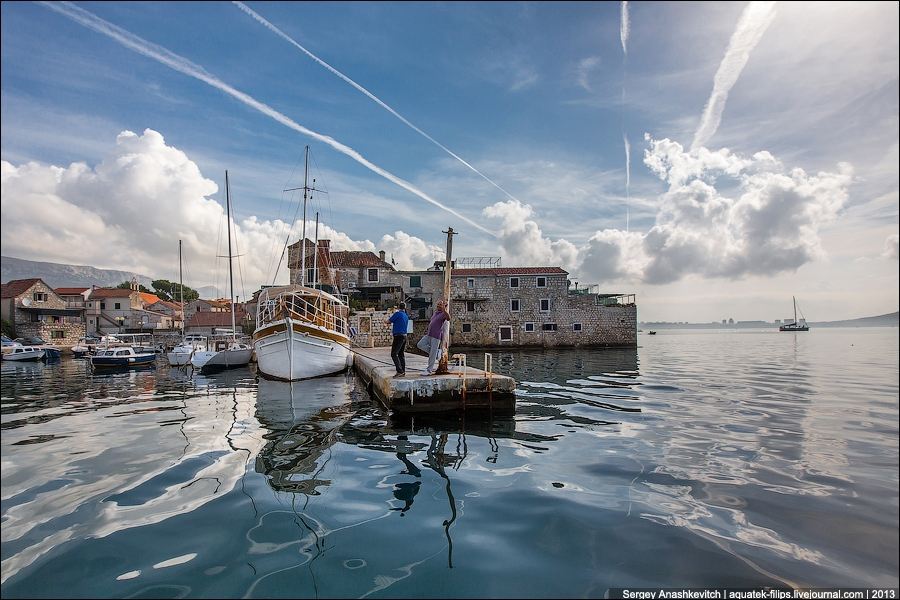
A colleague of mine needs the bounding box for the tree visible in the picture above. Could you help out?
[151,279,199,303]
[116,281,151,293]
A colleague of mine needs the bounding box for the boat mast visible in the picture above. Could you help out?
[226,171,236,342]
[313,211,319,288]
[793,296,797,325]
[178,239,184,336]
[300,145,309,287]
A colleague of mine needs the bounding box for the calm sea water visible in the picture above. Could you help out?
[1,328,897,598]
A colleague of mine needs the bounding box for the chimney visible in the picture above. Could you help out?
[318,239,330,251]
[379,250,386,262]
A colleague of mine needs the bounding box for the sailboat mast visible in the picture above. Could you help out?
[300,145,309,287]
[226,171,236,341]
[313,211,319,288]
[793,296,797,324]
[178,239,184,336]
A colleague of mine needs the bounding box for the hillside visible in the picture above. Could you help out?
[1,256,219,298]
[811,312,899,327]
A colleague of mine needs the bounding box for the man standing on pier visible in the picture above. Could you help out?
[387,303,409,378]
[417,299,450,375]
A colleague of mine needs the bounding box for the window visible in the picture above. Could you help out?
[498,326,513,341]
[466,301,476,312]
[51,330,65,339]
[306,268,317,284]
[536,276,547,288]
[367,268,379,282]
[467,278,475,288]
[51,316,62,324]
[542,323,558,331]
[89,319,94,325]
[409,275,422,288]
[524,322,535,332]
[573,323,583,332]
[509,277,520,288]
[462,323,472,333]
[33,292,47,302]
[540,298,550,312]
[510,298,520,312]
[114,302,121,310]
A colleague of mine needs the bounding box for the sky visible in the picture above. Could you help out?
[1,1,897,322]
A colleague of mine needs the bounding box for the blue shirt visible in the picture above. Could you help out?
[388,310,410,336]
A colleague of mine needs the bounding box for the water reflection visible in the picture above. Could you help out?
[254,375,357,495]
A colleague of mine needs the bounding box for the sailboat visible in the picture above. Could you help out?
[167,240,208,366]
[254,146,353,381]
[190,171,253,372]
[779,296,809,332]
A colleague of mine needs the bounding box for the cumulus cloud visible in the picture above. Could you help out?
[376,231,444,270]
[482,137,853,287]
[482,200,579,270]
[0,129,437,291]
[884,234,900,260]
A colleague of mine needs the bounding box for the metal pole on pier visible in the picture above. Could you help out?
[435,227,455,375]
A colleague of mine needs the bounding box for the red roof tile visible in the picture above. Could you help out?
[1,278,42,298]
[450,267,569,277]
[89,288,137,299]
[330,251,394,269]
[54,287,90,295]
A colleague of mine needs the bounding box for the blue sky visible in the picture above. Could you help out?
[1,1,897,322]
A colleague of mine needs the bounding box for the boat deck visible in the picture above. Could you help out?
[352,348,516,414]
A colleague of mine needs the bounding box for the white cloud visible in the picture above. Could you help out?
[576,56,602,92]
[481,137,853,288]
[482,200,579,269]
[0,129,438,291]
[692,1,778,150]
[884,234,900,260]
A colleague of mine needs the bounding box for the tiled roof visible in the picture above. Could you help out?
[186,309,247,328]
[1,278,42,298]
[148,299,182,312]
[140,292,162,305]
[89,288,136,299]
[450,267,569,277]
[54,287,90,295]
[330,251,394,270]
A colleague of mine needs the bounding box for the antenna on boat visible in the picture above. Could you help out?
[179,239,184,337]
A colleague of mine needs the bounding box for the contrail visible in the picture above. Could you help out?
[623,132,630,232]
[691,1,777,150]
[39,1,494,236]
[620,1,630,55]
[234,1,522,205]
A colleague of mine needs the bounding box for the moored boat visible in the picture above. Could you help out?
[254,285,352,381]
[779,296,809,332]
[168,334,208,366]
[3,346,45,362]
[91,346,156,369]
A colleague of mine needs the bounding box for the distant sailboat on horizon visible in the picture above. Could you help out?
[779,296,809,332]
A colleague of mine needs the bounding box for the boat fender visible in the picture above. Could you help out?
[129,357,135,363]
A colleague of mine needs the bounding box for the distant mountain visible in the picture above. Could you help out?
[1,256,221,299]
[810,312,899,327]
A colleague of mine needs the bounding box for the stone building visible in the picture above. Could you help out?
[185,308,249,336]
[1,278,85,345]
[288,238,402,308]
[405,266,636,347]
[85,284,179,334]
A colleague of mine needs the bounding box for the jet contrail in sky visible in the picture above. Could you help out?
[620,1,630,55]
[234,0,523,205]
[692,1,777,150]
[39,1,495,237]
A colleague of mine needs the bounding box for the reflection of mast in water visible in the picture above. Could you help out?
[423,433,464,568]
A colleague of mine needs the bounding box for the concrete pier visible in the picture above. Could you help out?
[352,348,516,414]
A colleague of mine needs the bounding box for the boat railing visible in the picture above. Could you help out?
[257,292,348,337]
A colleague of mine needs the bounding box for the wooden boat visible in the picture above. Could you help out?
[254,286,352,381]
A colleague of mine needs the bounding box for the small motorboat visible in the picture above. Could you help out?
[3,346,45,361]
[648,330,657,335]
[90,346,156,369]
[167,334,208,367]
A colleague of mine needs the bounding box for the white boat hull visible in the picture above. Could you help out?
[167,350,194,366]
[190,348,252,371]
[255,319,352,381]
[3,349,45,362]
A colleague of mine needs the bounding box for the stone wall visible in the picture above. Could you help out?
[349,310,395,347]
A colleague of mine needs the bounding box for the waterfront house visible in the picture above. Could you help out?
[185,308,248,336]
[1,278,86,345]
[288,238,402,308]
